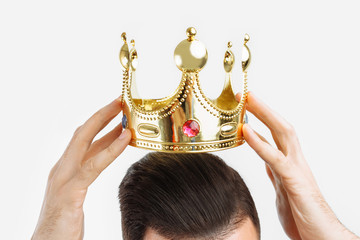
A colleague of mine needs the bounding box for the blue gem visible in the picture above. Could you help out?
[122,114,128,129]
[244,113,249,124]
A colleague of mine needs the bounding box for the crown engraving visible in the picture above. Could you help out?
[119,27,251,152]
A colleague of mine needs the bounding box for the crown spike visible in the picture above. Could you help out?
[186,27,197,41]
[244,33,250,44]
[130,39,135,47]
[224,42,235,73]
[129,41,138,71]
[174,27,208,72]
[126,38,141,100]
[242,34,251,72]
[119,33,130,69]
[215,41,237,110]
[121,32,127,43]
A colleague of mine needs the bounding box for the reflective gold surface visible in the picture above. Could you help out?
[119,28,252,152]
[214,42,239,110]
[224,42,235,73]
[174,27,208,72]
[119,32,129,69]
[242,34,251,72]
[186,27,197,40]
[129,39,138,71]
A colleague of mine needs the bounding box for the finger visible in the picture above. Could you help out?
[254,130,270,145]
[243,124,279,162]
[77,129,131,187]
[252,131,279,187]
[254,129,287,158]
[246,92,289,132]
[84,123,123,160]
[235,92,242,102]
[243,124,290,175]
[73,97,123,150]
[246,92,297,154]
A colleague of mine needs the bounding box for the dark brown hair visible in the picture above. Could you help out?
[119,152,260,240]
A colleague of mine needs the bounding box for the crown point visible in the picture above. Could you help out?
[244,34,250,43]
[174,28,207,72]
[242,34,251,72]
[224,47,235,73]
[119,33,130,69]
[227,41,233,48]
[121,32,127,43]
[186,27,197,41]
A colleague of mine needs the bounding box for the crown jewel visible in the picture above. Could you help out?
[119,27,251,153]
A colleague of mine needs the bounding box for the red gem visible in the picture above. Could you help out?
[182,120,200,137]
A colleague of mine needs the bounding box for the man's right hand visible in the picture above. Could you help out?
[240,92,359,240]
[32,96,131,240]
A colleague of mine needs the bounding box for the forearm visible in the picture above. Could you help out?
[289,191,359,240]
[32,207,84,240]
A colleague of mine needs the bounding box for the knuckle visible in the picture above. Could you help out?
[106,144,119,159]
[73,125,83,137]
[84,159,95,172]
[71,125,91,147]
[93,110,105,123]
[48,165,57,181]
[276,151,288,166]
[257,148,267,158]
[282,122,296,137]
[81,159,100,177]
[277,153,286,163]
[47,159,63,182]
[76,169,88,183]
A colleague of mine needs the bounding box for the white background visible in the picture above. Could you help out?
[1,0,360,239]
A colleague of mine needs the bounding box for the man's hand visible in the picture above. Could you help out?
[240,92,359,240]
[32,97,131,240]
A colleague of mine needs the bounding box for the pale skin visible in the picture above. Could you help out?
[32,93,359,240]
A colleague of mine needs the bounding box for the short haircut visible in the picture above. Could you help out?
[119,152,260,240]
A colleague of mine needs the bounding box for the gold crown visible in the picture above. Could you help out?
[119,27,251,153]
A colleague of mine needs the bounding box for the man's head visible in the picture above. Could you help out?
[119,152,260,240]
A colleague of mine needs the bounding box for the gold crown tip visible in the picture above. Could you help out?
[121,32,127,43]
[244,33,250,43]
[227,41,233,48]
[186,27,197,40]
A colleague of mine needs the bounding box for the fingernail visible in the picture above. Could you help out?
[119,129,130,140]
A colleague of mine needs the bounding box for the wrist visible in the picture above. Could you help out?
[32,206,84,240]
